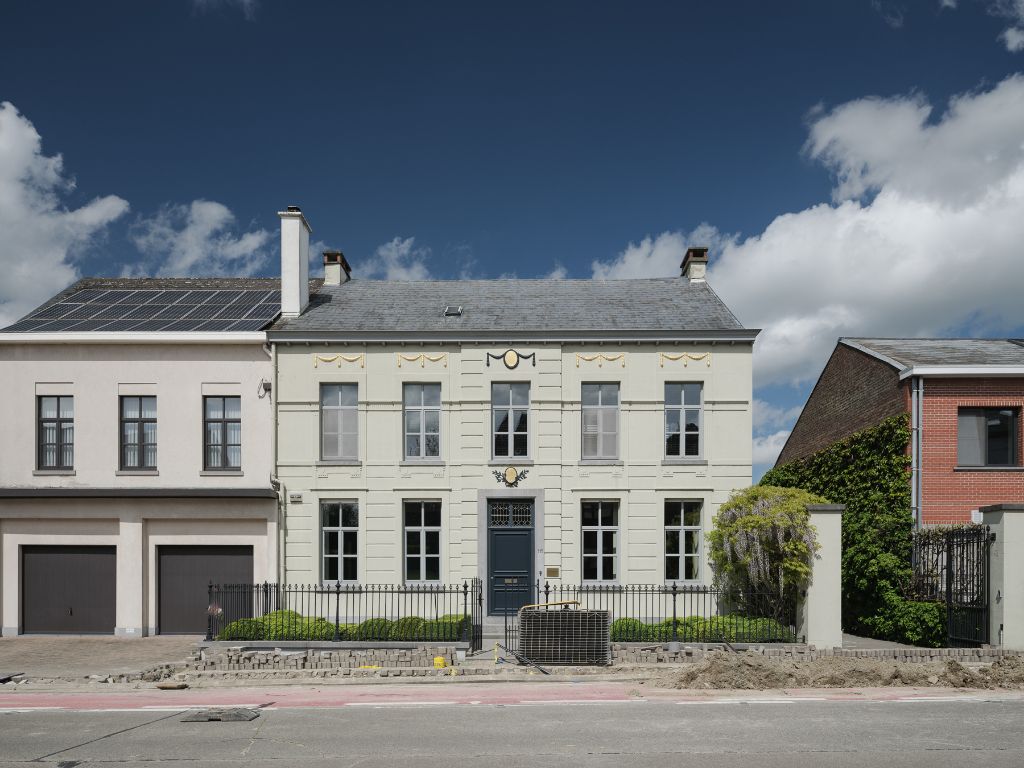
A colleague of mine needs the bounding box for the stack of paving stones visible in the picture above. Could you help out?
[194,646,458,674]
[611,643,1017,665]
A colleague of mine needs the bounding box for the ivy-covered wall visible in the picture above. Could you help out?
[761,415,942,645]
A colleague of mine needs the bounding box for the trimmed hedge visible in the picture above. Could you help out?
[216,610,469,642]
[610,615,796,643]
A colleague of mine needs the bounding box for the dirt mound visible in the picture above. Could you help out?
[647,651,1024,690]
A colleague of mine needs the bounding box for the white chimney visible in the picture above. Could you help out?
[279,205,311,317]
[681,246,709,282]
[322,250,352,286]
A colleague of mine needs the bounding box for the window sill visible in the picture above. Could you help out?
[578,460,623,466]
[200,470,243,476]
[33,469,75,476]
[400,460,446,467]
[662,459,708,466]
[316,460,362,467]
[116,470,159,476]
[954,466,1024,472]
[488,459,533,466]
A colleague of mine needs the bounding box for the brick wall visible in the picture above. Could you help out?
[921,378,1024,524]
[777,343,906,465]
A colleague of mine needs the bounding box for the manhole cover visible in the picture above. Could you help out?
[181,708,260,722]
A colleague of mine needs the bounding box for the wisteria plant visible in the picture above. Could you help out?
[707,485,826,610]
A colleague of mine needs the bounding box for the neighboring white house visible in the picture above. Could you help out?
[0,277,284,636]
[270,211,758,615]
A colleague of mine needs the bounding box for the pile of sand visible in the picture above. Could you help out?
[645,651,1024,690]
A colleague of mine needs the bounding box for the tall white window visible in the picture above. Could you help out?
[665,500,701,581]
[322,500,358,582]
[582,383,619,460]
[403,384,441,460]
[665,383,702,458]
[321,383,358,461]
[404,500,441,582]
[492,383,529,458]
[582,500,619,581]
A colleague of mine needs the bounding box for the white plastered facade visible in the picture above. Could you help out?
[274,341,753,610]
[0,342,278,636]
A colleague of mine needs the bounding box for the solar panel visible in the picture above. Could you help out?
[5,286,281,333]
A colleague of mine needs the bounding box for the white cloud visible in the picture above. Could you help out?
[753,430,791,466]
[192,0,258,21]
[591,224,724,280]
[593,75,1024,388]
[127,200,271,277]
[753,399,803,433]
[872,1,906,28]
[362,237,431,281]
[0,102,129,326]
[1003,26,1024,50]
[545,263,569,280]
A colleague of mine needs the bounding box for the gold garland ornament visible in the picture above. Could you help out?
[313,353,365,368]
[397,353,448,368]
[659,352,711,368]
[576,353,625,368]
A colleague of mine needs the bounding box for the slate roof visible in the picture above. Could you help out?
[843,338,1024,368]
[270,277,750,337]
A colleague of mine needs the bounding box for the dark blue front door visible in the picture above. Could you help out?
[487,500,534,615]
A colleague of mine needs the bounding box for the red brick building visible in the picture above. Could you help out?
[777,338,1024,525]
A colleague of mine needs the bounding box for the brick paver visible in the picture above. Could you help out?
[0,635,197,679]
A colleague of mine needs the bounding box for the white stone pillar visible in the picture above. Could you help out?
[116,515,145,637]
[981,504,1024,650]
[799,504,844,648]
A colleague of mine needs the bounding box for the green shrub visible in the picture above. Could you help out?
[707,485,826,612]
[216,617,265,641]
[422,615,468,641]
[389,616,426,640]
[761,414,916,641]
[859,593,945,648]
[610,615,796,643]
[356,618,394,640]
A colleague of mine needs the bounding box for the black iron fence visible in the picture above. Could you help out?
[499,582,799,650]
[206,580,483,652]
[910,526,993,647]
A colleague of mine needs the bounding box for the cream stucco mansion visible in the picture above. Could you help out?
[0,207,756,634]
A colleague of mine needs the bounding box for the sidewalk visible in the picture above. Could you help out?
[0,636,198,680]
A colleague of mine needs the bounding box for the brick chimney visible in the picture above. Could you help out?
[681,247,709,282]
[279,205,311,317]
[322,250,352,286]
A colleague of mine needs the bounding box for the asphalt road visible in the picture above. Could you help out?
[0,695,1022,767]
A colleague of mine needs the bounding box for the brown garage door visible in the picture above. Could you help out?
[22,545,117,634]
[158,545,253,634]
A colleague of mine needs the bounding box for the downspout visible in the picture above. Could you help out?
[910,376,923,529]
[269,341,285,583]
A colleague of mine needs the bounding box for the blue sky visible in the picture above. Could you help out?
[2,0,1024,479]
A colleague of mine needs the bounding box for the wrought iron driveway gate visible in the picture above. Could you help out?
[913,526,994,647]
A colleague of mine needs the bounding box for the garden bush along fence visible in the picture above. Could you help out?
[206,580,484,652]
[500,582,799,651]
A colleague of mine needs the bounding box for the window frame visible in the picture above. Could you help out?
[664,499,702,583]
[581,383,620,461]
[664,382,703,459]
[403,499,442,583]
[581,499,620,583]
[491,382,530,460]
[957,407,1020,467]
[203,395,242,471]
[321,499,359,584]
[320,382,359,462]
[119,395,157,471]
[402,383,442,461]
[37,395,74,471]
